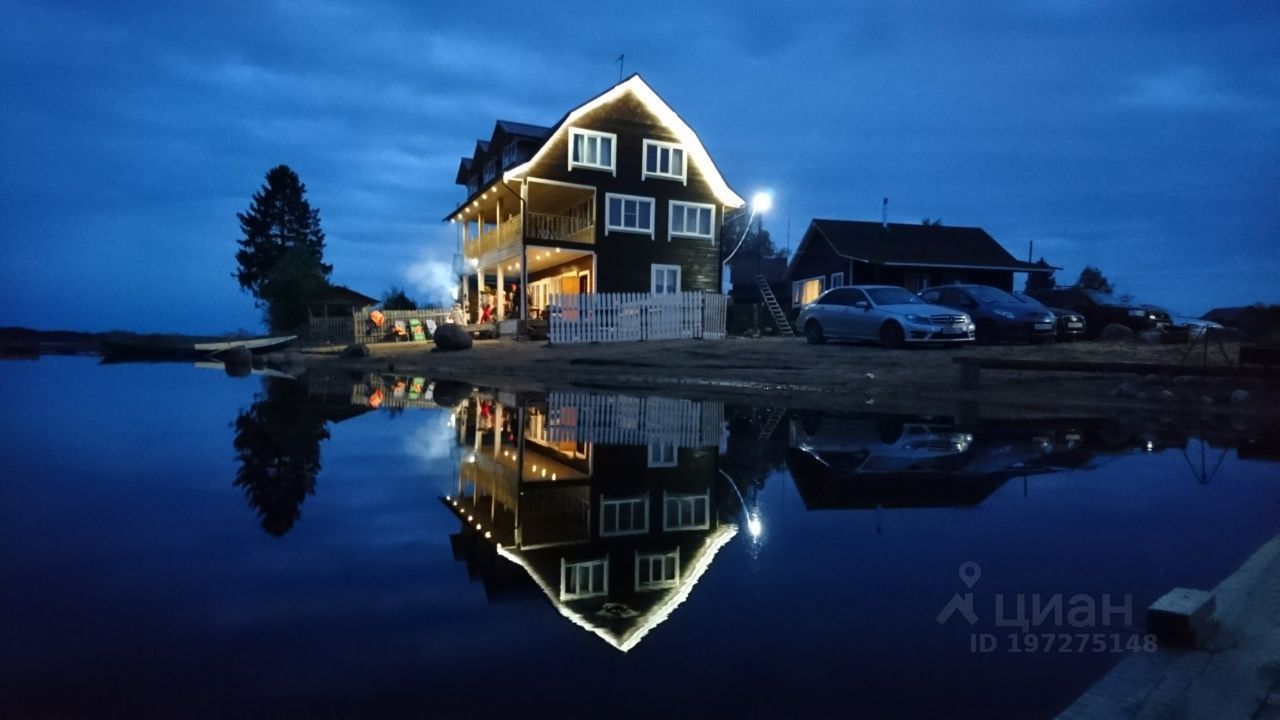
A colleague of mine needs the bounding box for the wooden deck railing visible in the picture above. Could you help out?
[463,211,595,260]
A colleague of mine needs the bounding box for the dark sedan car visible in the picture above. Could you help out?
[918,285,1056,343]
[1025,288,1172,338]
[1013,293,1087,341]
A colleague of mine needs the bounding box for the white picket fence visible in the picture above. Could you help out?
[545,392,724,449]
[547,291,727,344]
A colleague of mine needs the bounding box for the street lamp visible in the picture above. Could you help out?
[721,191,773,293]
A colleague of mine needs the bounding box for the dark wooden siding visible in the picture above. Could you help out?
[519,92,730,294]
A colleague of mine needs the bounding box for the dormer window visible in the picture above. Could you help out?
[502,141,519,168]
[466,175,479,195]
[569,128,616,174]
[483,158,497,184]
[643,139,685,183]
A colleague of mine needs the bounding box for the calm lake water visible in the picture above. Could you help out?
[2,356,1278,718]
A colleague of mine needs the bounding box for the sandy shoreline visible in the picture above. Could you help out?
[274,336,1278,419]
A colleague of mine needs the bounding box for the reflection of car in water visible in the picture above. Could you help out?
[788,412,1066,510]
[792,414,974,474]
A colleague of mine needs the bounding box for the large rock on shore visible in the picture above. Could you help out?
[1100,323,1135,341]
[433,323,473,351]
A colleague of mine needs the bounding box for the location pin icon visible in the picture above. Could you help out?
[959,561,981,588]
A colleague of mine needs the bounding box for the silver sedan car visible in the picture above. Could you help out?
[797,285,976,347]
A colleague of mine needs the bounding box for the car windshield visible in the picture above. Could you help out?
[867,287,924,305]
[966,286,1020,304]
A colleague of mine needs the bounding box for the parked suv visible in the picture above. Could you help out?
[918,285,1056,343]
[1012,292,1088,341]
[797,285,975,347]
[1025,288,1172,338]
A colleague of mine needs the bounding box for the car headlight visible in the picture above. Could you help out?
[993,308,1015,320]
[966,323,976,331]
[1128,309,1145,317]
[905,314,928,324]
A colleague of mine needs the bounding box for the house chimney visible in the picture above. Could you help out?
[882,197,888,229]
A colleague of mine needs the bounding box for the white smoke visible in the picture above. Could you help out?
[405,251,460,307]
[404,412,456,463]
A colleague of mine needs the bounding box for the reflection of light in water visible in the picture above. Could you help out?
[1145,440,1155,452]
[719,469,763,544]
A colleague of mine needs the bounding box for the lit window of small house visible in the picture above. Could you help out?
[793,277,825,305]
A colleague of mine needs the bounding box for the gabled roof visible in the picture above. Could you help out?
[495,120,552,139]
[303,285,379,308]
[455,158,473,184]
[503,74,744,209]
[796,219,1052,274]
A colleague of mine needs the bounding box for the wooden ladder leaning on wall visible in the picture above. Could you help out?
[755,274,795,336]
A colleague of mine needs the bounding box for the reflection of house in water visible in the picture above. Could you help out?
[786,413,1057,510]
[442,391,737,652]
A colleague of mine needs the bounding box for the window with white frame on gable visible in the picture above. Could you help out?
[483,158,497,184]
[606,193,654,237]
[643,139,685,182]
[569,128,616,173]
[561,557,608,600]
[669,201,714,241]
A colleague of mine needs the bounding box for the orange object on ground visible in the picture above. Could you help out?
[369,310,386,327]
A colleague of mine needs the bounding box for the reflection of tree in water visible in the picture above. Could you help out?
[233,378,330,536]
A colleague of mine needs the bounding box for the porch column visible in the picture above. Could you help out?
[496,262,505,322]
[492,402,503,457]
[475,265,483,324]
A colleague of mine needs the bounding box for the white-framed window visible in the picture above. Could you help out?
[636,549,680,591]
[831,272,844,288]
[502,141,519,168]
[793,276,825,306]
[643,139,686,183]
[651,264,680,295]
[601,495,649,537]
[663,492,710,531]
[483,158,497,183]
[669,201,714,242]
[648,440,677,467]
[568,128,616,174]
[606,193,654,237]
[561,557,608,600]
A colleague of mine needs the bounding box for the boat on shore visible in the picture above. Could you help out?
[100,335,297,361]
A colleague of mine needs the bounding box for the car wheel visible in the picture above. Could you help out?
[804,319,826,345]
[880,321,905,349]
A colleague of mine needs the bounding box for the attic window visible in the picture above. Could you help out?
[643,139,685,183]
[502,141,519,168]
[466,175,479,195]
[483,158,497,183]
[569,128,616,174]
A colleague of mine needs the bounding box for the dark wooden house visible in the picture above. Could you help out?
[786,220,1052,306]
[302,285,378,344]
[446,74,745,326]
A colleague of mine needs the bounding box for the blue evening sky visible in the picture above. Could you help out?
[1,0,1276,333]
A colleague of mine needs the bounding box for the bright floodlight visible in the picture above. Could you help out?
[752,192,773,214]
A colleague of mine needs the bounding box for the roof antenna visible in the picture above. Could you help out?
[882,197,889,229]
[616,54,625,83]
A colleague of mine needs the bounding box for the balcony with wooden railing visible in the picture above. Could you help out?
[463,211,596,260]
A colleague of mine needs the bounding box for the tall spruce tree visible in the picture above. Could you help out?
[235,165,333,330]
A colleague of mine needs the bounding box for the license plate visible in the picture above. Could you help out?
[1067,322,1083,328]
[942,326,962,335]
[1034,323,1053,330]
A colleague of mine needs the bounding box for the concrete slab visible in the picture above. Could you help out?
[1059,533,1280,719]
